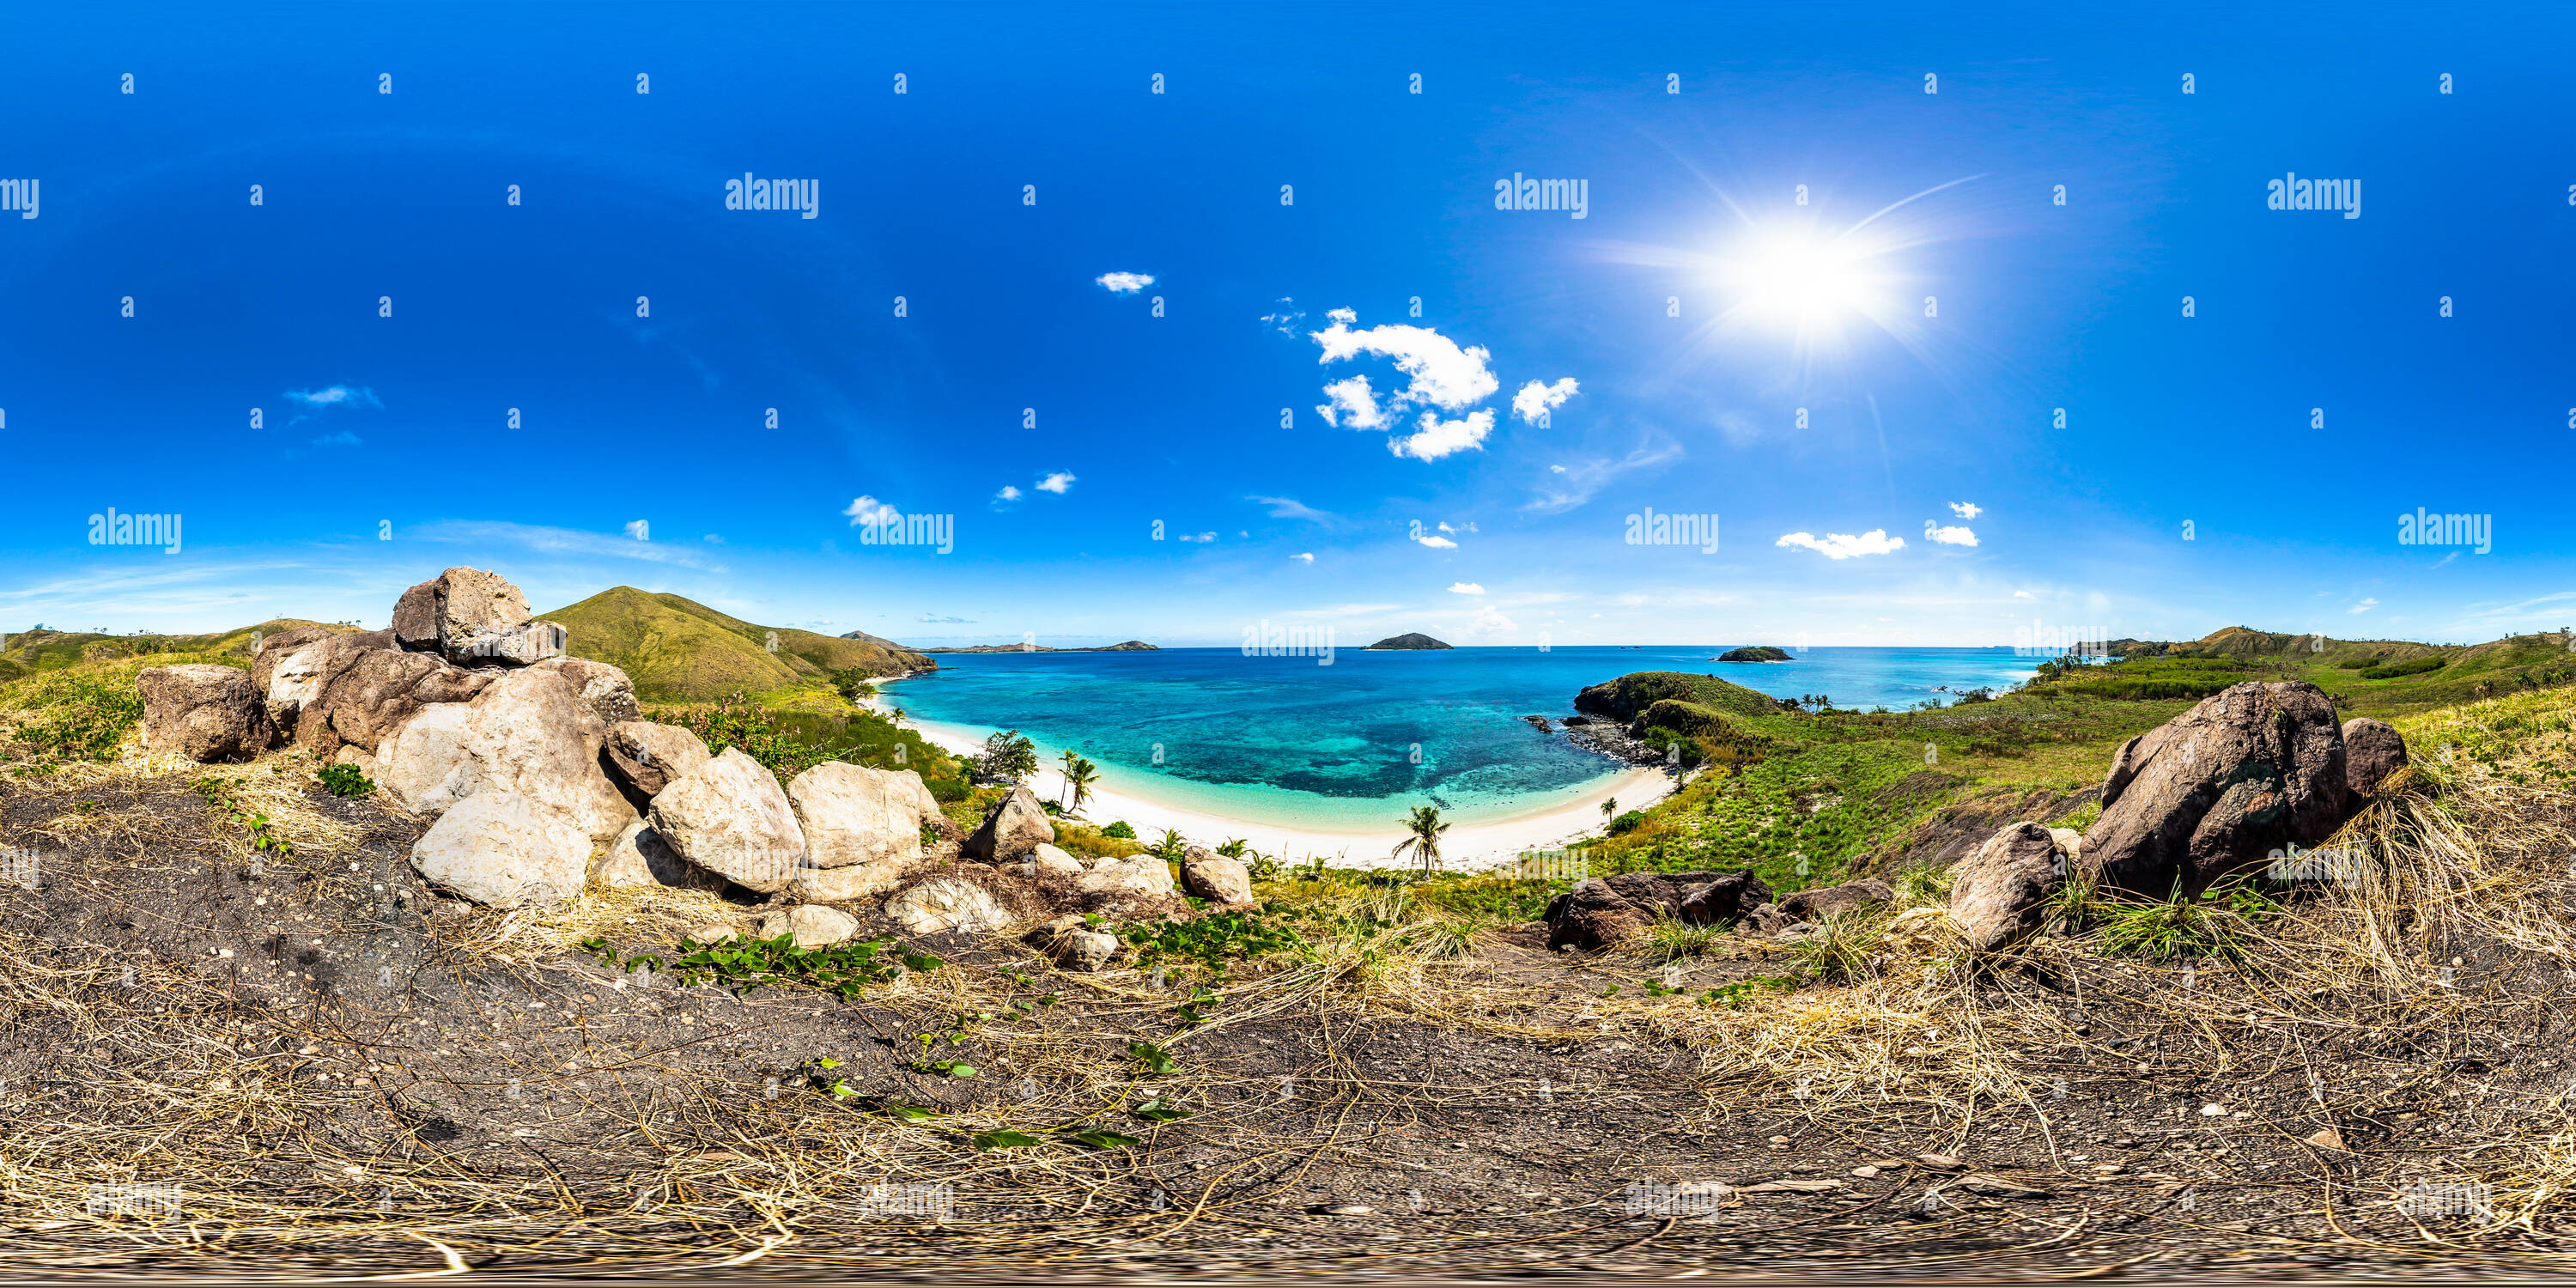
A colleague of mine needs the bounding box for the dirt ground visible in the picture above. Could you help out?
[3,763,2573,1283]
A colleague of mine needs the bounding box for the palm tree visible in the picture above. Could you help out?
[1062,753,1100,816]
[1392,805,1450,873]
[1599,796,1618,821]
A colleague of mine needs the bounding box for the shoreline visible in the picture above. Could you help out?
[862,682,1677,872]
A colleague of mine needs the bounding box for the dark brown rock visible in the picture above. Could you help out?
[962,784,1054,863]
[1947,822,2062,951]
[1781,878,1895,922]
[605,720,714,802]
[2080,681,2358,896]
[2342,718,2409,796]
[1545,869,1747,950]
[391,578,441,651]
[137,665,273,762]
[296,644,494,756]
[1676,870,1774,925]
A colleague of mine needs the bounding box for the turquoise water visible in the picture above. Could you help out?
[881,647,2038,829]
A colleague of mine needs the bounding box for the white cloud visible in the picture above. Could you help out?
[1437,520,1478,535]
[1523,443,1684,513]
[1261,299,1305,336]
[1949,501,1984,519]
[1095,271,1155,294]
[1389,409,1494,461]
[1449,581,1485,594]
[1250,495,1334,524]
[1412,530,1458,549]
[1291,552,1314,563]
[1311,312,1498,414]
[2349,597,2379,615]
[703,534,724,544]
[1776,529,1906,560]
[1315,374,1387,429]
[624,519,651,541]
[309,430,361,447]
[2012,589,2033,599]
[286,385,380,409]
[994,484,1023,501]
[1510,377,1579,422]
[843,495,900,527]
[1467,605,1517,635]
[1036,471,1076,495]
[919,613,973,623]
[1923,521,1978,546]
[1177,531,1217,543]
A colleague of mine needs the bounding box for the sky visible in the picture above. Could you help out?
[2,2,2571,649]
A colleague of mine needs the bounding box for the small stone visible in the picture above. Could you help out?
[2304,1126,2345,1151]
[1850,1165,1880,1178]
[2199,1103,2227,1117]
[1767,1134,1791,1145]
[1324,1204,1372,1216]
[1917,1153,1963,1169]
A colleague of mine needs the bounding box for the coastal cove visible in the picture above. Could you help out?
[871,646,2038,869]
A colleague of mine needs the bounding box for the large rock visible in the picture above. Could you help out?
[1545,870,1753,951]
[1779,878,1894,923]
[2342,718,2409,796]
[788,859,909,903]
[375,666,637,846]
[1081,853,1177,899]
[2083,681,2358,896]
[962,784,1054,863]
[392,567,562,666]
[137,665,273,762]
[604,720,713,801]
[529,657,641,727]
[1024,914,1119,972]
[1002,842,1087,880]
[1180,846,1255,905]
[294,641,493,756]
[1948,822,2063,951]
[410,790,590,908]
[647,748,807,894]
[752,904,862,949]
[590,818,716,890]
[791,762,936,869]
[883,877,1010,936]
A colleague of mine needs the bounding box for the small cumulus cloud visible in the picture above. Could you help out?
[1177,532,1217,543]
[2012,589,2034,599]
[1095,271,1155,294]
[1510,377,1578,422]
[1290,552,1315,563]
[843,495,899,527]
[2349,597,2379,615]
[1411,528,1458,550]
[1923,521,1978,546]
[624,519,651,541]
[1950,501,1984,519]
[1437,521,1478,536]
[1036,471,1076,495]
[1449,581,1485,594]
[1390,408,1493,461]
[1776,529,1905,560]
[286,385,381,409]
[1312,311,1498,413]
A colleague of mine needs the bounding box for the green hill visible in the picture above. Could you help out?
[0,620,353,683]
[539,587,933,703]
[1574,670,1784,723]
[2047,626,2576,718]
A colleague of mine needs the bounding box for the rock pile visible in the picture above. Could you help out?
[1542,868,1893,951]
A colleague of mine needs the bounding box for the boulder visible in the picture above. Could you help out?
[294,642,494,756]
[1738,902,1795,937]
[529,657,641,727]
[1023,914,1119,972]
[1002,843,1086,880]
[787,859,909,903]
[1180,846,1255,905]
[1544,871,1750,951]
[647,748,807,894]
[791,762,936,870]
[2342,718,2409,796]
[604,720,713,801]
[961,784,1054,863]
[1675,869,1773,925]
[590,818,716,890]
[883,877,1010,936]
[392,567,562,666]
[376,666,638,846]
[1779,878,1894,923]
[2082,682,2358,896]
[137,665,273,762]
[2048,828,2085,860]
[1546,880,1652,951]
[1948,822,2063,951]
[751,904,862,949]
[410,790,590,908]
[1080,854,1177,900]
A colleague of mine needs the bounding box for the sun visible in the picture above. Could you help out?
[1736,232,1870,325]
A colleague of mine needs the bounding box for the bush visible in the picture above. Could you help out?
[972,730,1038,784]
[673,692,962,793]
[1607,810,1646,835]
[1,653,235,766]
[2360,655,2446,681]
[1102,820,1136,839]
[316,762,375,797]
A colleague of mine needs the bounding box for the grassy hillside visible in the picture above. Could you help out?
[0,620,352,684]
[540,587,933,703]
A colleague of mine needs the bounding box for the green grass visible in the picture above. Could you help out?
[543,586,931,702]
[0,650,244,769]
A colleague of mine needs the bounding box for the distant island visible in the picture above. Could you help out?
[1716,646,1793,663]
[1366,633,1453,651]
[913,641,1158,653]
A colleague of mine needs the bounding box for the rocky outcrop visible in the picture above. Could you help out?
[392,567,564,666]
[1947,822,2063,951]
[137,665,274,762]
[410,790,591,908]
[1181,847,1255,905]
[1546,870,1759,951]
[883,877,1010,936]
[1364,633,1453,651]
[1779,878,1894,923]
[1081,854,1177,900]
[2082,681,2360,896]
[2342,718,2409,796]
[1717,646,1792,663]
[376,666,637,847]
[647,749,806,894]
[1677,870,1774,927]
[529,657,641,727]
[962,784,1054,863]
[603,721,712,801]
[294,641,493,756]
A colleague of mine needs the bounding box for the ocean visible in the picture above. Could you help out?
[879,646,2038,832]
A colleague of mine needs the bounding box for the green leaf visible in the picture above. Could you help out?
[816,1056,842,1070]
[882,1104,940,1122]
[1128,1042,1179,1074]
[1131,1096,1192,1122]
[1070,1130,1143,1149]
[971,1130,1043,1151]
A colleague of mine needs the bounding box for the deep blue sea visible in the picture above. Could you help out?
[882,647,2036,830]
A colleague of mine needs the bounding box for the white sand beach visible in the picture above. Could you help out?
[860,685,1677,872]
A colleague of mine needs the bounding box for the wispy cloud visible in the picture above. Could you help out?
[919,613,973,623]
[843,495,899,526]
[1290,552,1314,564]
[1777,529,1906,560]
[407,519,728,571]
[1411,529,1458,550]
[1096,271,1154,294]
[1250,495,1335,524]
[2348,597,2379,615]
[1949,501,1984,519]
[1523,442,1684,514]
[1467,604,1516,635]
[1036,471,1076,495]
[286,385,381,409]
[1449,581,1485,594]
[1177,531,1216,543]
[1260,298,1305,337]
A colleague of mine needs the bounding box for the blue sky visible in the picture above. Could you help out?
[3,2,2570,648]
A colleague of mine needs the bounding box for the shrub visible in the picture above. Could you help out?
[316,762,375,797]
[1102,820,1136,839]
[1607,810,1646,835]
[971,729,1038,784]
[2360,656,2446,681]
